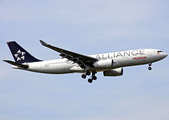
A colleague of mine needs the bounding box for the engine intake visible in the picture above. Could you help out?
[103,68,123,76]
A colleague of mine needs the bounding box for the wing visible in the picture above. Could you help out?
[40,40,97,69]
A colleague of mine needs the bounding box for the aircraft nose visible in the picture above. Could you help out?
[162,52,168,58]
[164,53,168,57]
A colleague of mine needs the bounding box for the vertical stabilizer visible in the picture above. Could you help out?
[7,41,41,63]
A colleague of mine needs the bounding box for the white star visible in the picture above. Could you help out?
[21,56,25,60]
[17,57,21,61]
[17,50,21,54]
[14,54,18,58]
[22,52,25,56]
[15,50,26,61]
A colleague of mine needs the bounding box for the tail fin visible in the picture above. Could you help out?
[7,41,41,63]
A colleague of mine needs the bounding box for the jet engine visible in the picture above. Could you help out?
[93,59,113,69]
[103,68,123,76]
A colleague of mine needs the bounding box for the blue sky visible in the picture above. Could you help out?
[0,0,169,120]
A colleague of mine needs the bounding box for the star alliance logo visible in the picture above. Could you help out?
[14,50,25,61]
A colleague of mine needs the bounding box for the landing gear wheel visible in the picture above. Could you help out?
[148,67,152,70]
[88,79,93,83]
[148,63,152,70]
[86,71,91,76]
[92,76,97,80]
[81,74,86,79]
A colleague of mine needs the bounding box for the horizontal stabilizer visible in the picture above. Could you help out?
[3,60,29,69]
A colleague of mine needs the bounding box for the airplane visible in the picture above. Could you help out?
[3,40,168,83]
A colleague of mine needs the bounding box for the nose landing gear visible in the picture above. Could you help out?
[148,63,152,70]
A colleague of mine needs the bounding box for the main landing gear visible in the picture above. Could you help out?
[148,63,152,70]
[81,71,97,83]
[81,70,90,79]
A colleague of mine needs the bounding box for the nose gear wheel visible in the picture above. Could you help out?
[148,63,152,70]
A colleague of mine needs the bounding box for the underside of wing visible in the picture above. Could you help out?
[40,40,98,69]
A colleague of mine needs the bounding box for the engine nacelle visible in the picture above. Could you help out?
[93,59,113,69]
[103,68,123,76]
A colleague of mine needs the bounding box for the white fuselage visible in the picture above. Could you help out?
[13,49,167,74]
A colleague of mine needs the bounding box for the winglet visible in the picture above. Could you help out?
[40,40,48,46]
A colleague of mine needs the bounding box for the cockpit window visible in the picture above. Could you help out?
[157,51,163,53]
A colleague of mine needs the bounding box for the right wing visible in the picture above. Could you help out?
[40,40,98,69]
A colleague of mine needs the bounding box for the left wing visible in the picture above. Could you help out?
[40,40,98,69]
